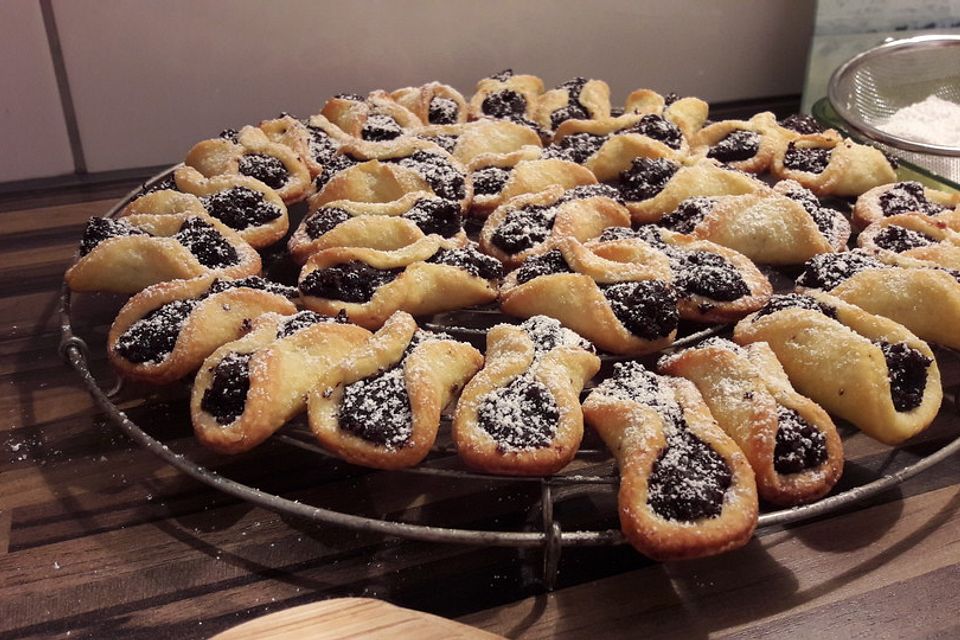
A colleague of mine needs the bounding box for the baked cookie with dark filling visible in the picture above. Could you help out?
[453,316,599,475]
[309,311,483,469]
[582,362,758,560]
[391,82,469,125]
[534,77,611,132]
[852,181,960,229]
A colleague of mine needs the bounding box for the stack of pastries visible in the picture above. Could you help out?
[65,70,959,561]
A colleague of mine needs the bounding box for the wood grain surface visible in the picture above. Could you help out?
[2,187,960,640]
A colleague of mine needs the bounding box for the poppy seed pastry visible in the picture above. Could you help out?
[582,362,758,560]
[852,181,960,230]
[108,275,297,384]
[298,235,501,329]
[733,291,942,445]
[659,338,843,506]
[67,213,261,294]
[453,316,600,476]
[185,125,312,204]
[309,311,483,469]
[390,82,469,125]
[192,310,371,454]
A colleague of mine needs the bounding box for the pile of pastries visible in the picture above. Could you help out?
[65,70,960,561]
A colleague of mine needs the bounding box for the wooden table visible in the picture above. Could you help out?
[3,189,960,640]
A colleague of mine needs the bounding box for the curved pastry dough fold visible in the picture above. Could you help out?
[309,311,483,469]
[479,184,630,268]
[852,181,960,230]
[656,184,849,265]
[192,311,372,454]
[417,119,543,167]
[534,77,611,131]
[299,235,500,329]
[733,291,942,444]
[583,364,758,560]
[453,319,600,475]
[164,166,289,248]
[390,82,468,125]
[770,131,897,197]
[185,125,312,204]
[289,191,466,263]
[108,275,297,384]
[66,213,261,293]
[623,89,709,139]
[468,69,545,126]
[659,339,844,506]
[857,212,960,269]
[258,113,350,178]
[500,237,678,355]
[321,91,423,140]
[690,111,790,173]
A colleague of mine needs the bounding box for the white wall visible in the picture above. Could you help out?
[0,0,74,182]
[4,0,815,181]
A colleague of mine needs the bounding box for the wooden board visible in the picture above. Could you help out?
[211,598,504,640]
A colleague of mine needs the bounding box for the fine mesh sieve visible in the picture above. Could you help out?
[828,35,960,181]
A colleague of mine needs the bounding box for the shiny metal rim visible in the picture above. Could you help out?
[59,165,960,551]
[828,35,960,157]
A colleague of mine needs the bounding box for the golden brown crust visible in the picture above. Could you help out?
[453,323,600,475]
[659,340,843,506]
[65,213,261,294]
[417,119,543,167]
[770,132,897,197]
[851,181,960,230]
[192,312,371,454]
[857,212,960,269]
[298,236,499,329]
[583,371,758,560]
[468,71,544,121]
[733,291,942,445]
[184,126,312,204]
[641,229,773,323]
[258,114,350,178]
[390,82,469,125]
[624,89,710,139]
[479,185,630,268]
[690,111,785,173]
[108,275,297,384]
[321,91,423,139]
[289,191,466,264]
[170,166,289,248]
[500,237,677,355]
[533,78,611,131]
[309,312,483,469]
[668,184,849,265]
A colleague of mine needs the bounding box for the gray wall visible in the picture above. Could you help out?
[0,0,815,183]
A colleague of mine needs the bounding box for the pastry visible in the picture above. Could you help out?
[582,361,758,560]
[390,82,469,125]
[185,125,312,204]
[659,338,843,506]
[857,212,960,269]
[534,77,611,131]
[310,137,471,213]
[453,316,600,475]
[289,191,465,264]
[108,275,297,384]
[321,91,423,141]
[550,113,688,172]
[770,130,897,197]
[192,310,371,454]
[298,235,502,329]
[309,311,483,469]
[733,292,942,444]
[468,69,545,133]
[654,180,850,265]
[66,213,261,293]
[795,249,960,349]
[479,184,630,268]
[160,166,289,248]
[258,113,350,178]
[623,89,710,139]
[415,118,542,166]
[469,157,596,219]
[599,226,772,323]
[500,235,679,355]
[852,181,960,229]
[467,145,544,217]
[690,111,792,173]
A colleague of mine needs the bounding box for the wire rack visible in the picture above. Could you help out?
[59,167,960,589]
